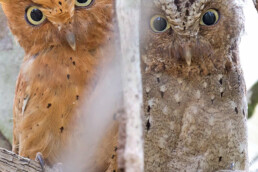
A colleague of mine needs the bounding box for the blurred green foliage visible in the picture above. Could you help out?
[248,81,258,118]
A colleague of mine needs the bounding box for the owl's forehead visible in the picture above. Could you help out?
[32,0,74,8]
[154,0,208,17]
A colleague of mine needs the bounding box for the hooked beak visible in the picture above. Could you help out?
[66,32,76,51]
[184,46,192,66]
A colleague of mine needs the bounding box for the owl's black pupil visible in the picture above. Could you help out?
[77,0,88,3]
[153,17,167,32]
[30,9,43,21]
[202,11,217,25]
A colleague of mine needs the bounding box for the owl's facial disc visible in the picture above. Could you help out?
[148,6,221,66]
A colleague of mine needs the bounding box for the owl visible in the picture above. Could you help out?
[141,0,248,171]
[0,0,118,171]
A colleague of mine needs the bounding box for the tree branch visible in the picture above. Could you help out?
[116,0,144,172]
[0,148,61,172]
[0,148,42,172]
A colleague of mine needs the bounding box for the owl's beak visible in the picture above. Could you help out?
[184,46,192,66]
[66,32,76,51]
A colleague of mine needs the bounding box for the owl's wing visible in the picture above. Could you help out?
[12,72,28,154]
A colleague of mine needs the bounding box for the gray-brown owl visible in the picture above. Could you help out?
[141,0,248,171]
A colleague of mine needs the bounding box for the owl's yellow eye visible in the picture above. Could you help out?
[200,9,219,26]
[150,15,171,33]
[26,6,46,26]
[75,0,94,7]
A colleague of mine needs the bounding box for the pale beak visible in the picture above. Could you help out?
[66,32,76,51]
[184,45,192,66]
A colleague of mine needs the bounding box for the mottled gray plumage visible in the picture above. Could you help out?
[141,0,248,171]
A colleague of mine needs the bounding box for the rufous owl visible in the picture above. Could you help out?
[0,0,118,171]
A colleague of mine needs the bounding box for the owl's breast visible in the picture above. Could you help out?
[143,69,248,171]
[13,48,105,163]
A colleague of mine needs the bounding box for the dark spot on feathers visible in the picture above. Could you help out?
[112,154,115,159]
[33,52,39,58]
[73,61,76,65]
[59,1,62,5]
[70,57,73,60]
[157,77,160,83]
[76,95,79,100]
[220,92,224,98]
[147,106,151,113]
[114,147,118,151]
[49,45,54,51]
[185,10,189,16]
[47,103,52,108]
[146,119,151,131]
[235,107,238,114]
[60,126,64,133]
[185,2,190,8]
[219,78,223,85]
[225,61,232,73]
[174,0,181,11]
[189,0,195,4]
[219,156,222,162]
[160,91,164,98]
[67,74,70,79]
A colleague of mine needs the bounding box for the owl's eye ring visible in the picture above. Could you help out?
[200,9,220,26]
[150,15,171,33]
[75,0,94,7]
[25,6,46,26]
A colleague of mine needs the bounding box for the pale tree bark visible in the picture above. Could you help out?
[116,0,144,172]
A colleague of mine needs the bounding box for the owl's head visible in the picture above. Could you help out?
[141,0,245,77]
[0,0,113,54]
